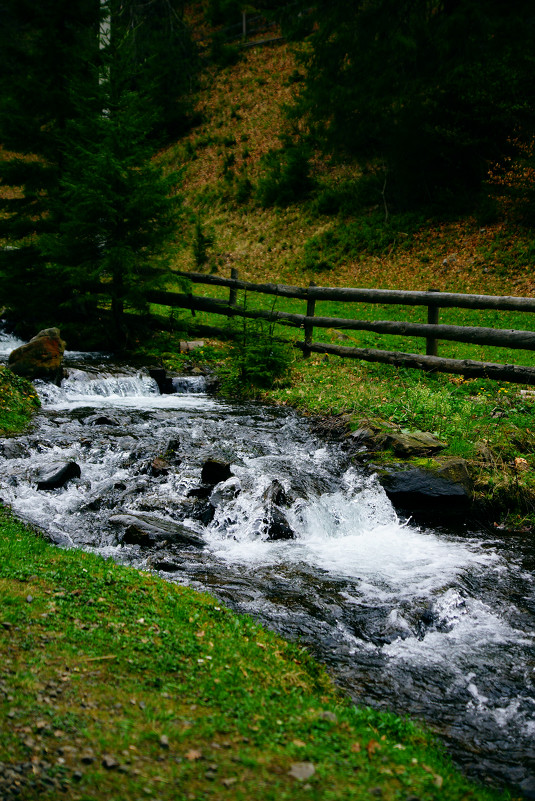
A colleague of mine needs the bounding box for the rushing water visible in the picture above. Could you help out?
[1,333,534,796]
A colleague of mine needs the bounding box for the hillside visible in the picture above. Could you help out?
[161,32,535,299]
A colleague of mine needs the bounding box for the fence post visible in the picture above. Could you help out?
[304,281,316,358]
[242,11,247,39]
[426,288,440,356]
[229,268,239,307]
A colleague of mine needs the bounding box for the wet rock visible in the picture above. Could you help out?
[181,498,215,526]
[210,477,241,507]
[188,485,212,500]
[378,468,471,518]
[110,513,204,548]
[84,414,120,427]
[36,461,81,491]
[265,504,295,541]
[0,440,28,459]
[263,479,289,507]
[148,457,171,477]
[8,327,66,382]
[201,458,232,486]
[379,430,447,457]
[148,368,173,394]
[164,437,181,462]
[149,559,182,572]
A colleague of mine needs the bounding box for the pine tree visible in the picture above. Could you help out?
[289,1,535,208]
[0,0,99,333]
[43,84,181,347]
[0,0,189,345]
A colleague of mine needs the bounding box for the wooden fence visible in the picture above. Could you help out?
[147,270,535,385]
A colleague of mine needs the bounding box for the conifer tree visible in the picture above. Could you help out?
[0,0,189,345]
[289,1,535,208]
[0,0,99,333]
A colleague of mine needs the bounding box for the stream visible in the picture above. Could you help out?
[1,333,534,796]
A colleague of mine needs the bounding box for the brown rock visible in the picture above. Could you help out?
[8,328,66,381]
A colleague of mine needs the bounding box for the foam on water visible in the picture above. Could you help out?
[1,362,534,790]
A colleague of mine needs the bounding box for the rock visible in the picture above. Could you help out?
[347,427,375,447]
[379,430,447,457]
[181,498,215,526]
[36,461,81,490]
[148,368,173,394]
[210,477,241,507]
[435,458,472,491]
[150,560,182,572]
[263,479,288,507]
[84,414,119,427]
[288,762,315,780]
[187,485,212,500]
[110,513,204,548]
[379,468,471,518]
[265,504,295,540]
[101,754,119,770]
[148,457,171,477]
[180,340,204,353]
[8,327,66,382]
[164,437,181,461]
[201,458,232,486]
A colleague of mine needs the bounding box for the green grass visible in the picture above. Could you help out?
[0,508,513,800]
[0,365,40,435]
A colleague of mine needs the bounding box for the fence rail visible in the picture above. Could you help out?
[147,270,535,385]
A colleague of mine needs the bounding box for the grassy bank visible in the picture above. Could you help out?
[0,365,40,435]
[0,508,511,801]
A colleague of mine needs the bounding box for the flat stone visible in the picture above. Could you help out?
[381,430,447,457]
[110,513,204,548]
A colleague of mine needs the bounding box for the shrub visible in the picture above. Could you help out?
[221,315,293,395]
[256,145,313,207]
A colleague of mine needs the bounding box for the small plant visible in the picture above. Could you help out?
[192,220,214,269]
[256,144,313,208]
[221,301,293,395]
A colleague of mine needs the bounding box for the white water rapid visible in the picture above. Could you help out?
[0,335,534,796]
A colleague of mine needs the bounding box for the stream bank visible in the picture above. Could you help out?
[0,332,534,796]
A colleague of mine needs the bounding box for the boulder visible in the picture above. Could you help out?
[378,430,447,458]
[36,461,81,491]
[109,513,204,548]
[263,479,289,507]
[201,458,232,486]
[379,468,471,518]
[264,504,295,540]
[148,368,173,394]
[8,327,66,382]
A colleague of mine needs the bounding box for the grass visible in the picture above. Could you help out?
[0,365,41,435]
[0,507,513,800]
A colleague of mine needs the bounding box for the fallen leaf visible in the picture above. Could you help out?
[221,777,237,787]
[366,739,381,757]
[293,739,307,748]
[288,762,315,780]
[351,742,361,753]
[185,749,202,761]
